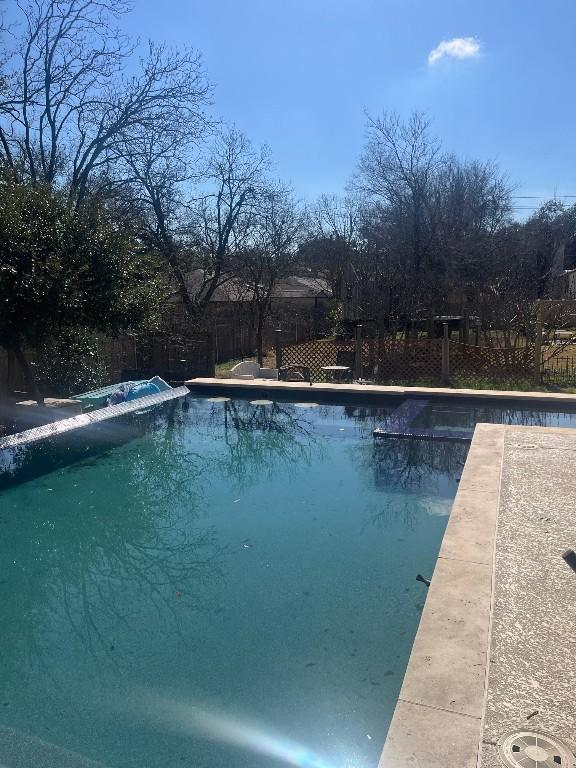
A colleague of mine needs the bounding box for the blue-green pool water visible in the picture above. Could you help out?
[412,398,576,431]
[0,395,465,768]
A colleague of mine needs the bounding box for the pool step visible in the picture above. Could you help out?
[0,386,189,451]
[375,398,429,433]
[373,398,473,442]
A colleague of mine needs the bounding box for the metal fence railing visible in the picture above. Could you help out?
[542,356,576,387]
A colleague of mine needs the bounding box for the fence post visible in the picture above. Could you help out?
[534,300,543,385]
[427,312,435,339]
[442,322,450,385]
[463,309,470,345]
[207,331,216,377]
[275,328,283,371]
[355,324,363,381]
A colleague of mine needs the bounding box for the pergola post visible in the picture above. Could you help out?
[441,323,450,385]
[355,324,363,381]
[275,329,283,371]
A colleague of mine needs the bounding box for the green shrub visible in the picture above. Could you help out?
[34,330,107,397]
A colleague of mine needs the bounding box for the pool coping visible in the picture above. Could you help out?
[186,377,576,404]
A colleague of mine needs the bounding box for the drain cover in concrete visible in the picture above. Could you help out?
[499,730,575,767]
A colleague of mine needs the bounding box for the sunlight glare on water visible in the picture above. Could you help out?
[140,694,359,768]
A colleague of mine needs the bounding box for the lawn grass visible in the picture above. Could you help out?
[215,351,276,378]
[214,357,250,378]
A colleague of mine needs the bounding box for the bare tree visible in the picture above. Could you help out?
[241,185,302,364]
[425,157,512,298]
[112,130,202,320]
[187,127,272,316]
[524,201,576,298]
[353,111,440,280]
[119,126,279,327]
[0,0,211,205]
[349,112,513,335]
[301,193,362,296]
[307,193,361,246]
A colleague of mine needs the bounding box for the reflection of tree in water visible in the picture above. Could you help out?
[196,399,320,488]
[372,436,467,493]
[362,496,420,531]
[342,404,398,438]
[0,397,325,676]
[354,438,466,530]
[0,403,225,682]
[4,395,468,686]
[0,420,139,491]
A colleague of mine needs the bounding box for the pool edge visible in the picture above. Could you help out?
[186,378,576,404]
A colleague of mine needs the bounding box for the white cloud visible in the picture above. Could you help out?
[428,37,481,65]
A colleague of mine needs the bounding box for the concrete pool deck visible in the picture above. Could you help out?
[188,380,576,768]
[480,426,576,767]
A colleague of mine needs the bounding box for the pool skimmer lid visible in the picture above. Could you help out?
[499,730,575,768]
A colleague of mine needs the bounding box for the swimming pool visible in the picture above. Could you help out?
[1,392,575,768]
[0,394,461,768]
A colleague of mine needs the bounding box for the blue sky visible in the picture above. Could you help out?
[43,1,576,214]
[121,0,576,215]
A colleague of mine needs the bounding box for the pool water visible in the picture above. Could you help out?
[412,398,576,431]
[0,395,464,768]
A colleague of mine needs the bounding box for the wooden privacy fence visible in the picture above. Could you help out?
[0,332,215,398]
[212,316,324,364]
[280,336,535,387]
[0,349,37,395]
[97,333,215,383]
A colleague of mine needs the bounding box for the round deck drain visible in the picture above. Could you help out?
[499,730,575,768]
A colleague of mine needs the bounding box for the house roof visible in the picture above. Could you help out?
[271,275,332,299]
[183,270,332,302]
